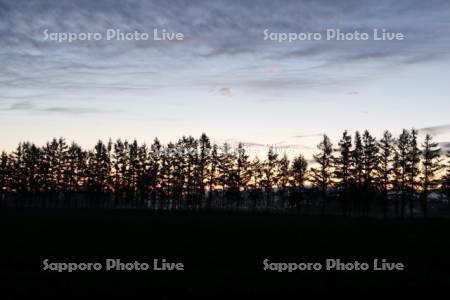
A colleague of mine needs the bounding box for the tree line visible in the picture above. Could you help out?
[1,130,449,218]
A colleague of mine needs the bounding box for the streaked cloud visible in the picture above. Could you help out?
[1,100,111,115]
[292,133,323,138]
[419,124,450,135]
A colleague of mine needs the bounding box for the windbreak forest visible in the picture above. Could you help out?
[1,129,449,218]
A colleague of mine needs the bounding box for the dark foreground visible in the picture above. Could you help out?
[1,209,450,298]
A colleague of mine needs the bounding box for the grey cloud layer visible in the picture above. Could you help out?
[1,0,450,110]
[420,124,450,135]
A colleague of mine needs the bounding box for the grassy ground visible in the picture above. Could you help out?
[1,209,450,298]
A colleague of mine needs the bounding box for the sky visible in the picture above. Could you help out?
[0,0,450,159]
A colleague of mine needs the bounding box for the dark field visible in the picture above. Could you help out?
[1,209,450,298]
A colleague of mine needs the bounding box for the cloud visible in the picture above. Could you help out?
[42,107,98,114]
[292,133,323,138]
[419,124,450,135]
[7,101,35,110]
[1,101,110,115]
[209,87,232,97]
[0,0,449,117]
[241,141,313,151]
[218,87,232,97]
[241,142,266,147]
[339,52,392,62]
[273,144,314,150]
[278,47,326,60]
[200,47,256,58]
[1,0,449,93]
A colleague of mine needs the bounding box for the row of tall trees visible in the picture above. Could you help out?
[312,130,447,218]
[0,130,449,217]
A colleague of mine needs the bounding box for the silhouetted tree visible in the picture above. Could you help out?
[149,138,162,209]
[351,131,364,214]
[207,144,219,209]
[235,143,251,208]
[278,154,290,209]
[393,130,410,217]
[377,130,394,218]
[310,135,333,215]
[407,129,421,217]
[113,139,128,207]
[352,131,364,188]
[159,143,174,209]
[0,151,10,206]
[262,147,279,209]
[15,146,29,206]
[65,142,86,208]
[218,143,234,209]
[420,134,441,217]
[249,157,263,210]
[290,154,308,211]
[361,130,378,216]
[136,142,150,208]
[21,142,41,205]
[128,140,140,205]
[180,136,198,209]
[197,133,211,209]
[49,138,68,204]
[171,140,186,209]
[334,130,353,216]
[87,140,111,207]
[442,151,450,199]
